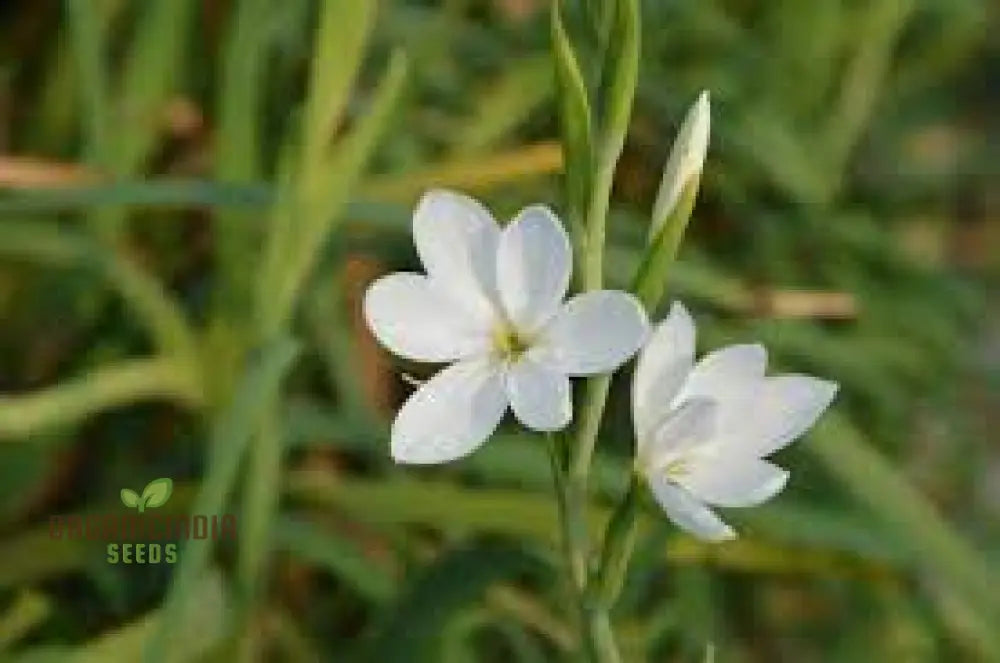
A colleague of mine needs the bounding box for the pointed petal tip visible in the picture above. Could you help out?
[667,299,691,320]
[689,94,711,148]
[417,187,463,203]
[715,526,737,542]
[817,378,840,410]
[695,89,710,111]
[801,376,840,407]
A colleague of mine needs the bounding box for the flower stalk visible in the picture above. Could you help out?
[593,473,644,608]
[550,0,640,659]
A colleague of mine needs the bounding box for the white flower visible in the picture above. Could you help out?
[364,189,649,464]
[650,91,710,238]
[632,302,837,541]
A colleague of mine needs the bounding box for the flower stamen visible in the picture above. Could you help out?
[493,324,532,363]
[663,457,689,480]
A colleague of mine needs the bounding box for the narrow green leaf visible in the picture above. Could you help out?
[286,473,894,580]
[143,337,300,663]
[0,590,51,651]
[213,0,276,317]
[0,221,198,359]
[0,181,272,212]
[367,540,550,662]
[0,357,201,441]
[551,0,593,239]
[260,51,409,335]
[579,0,639,290]
[112,0,197,172]
[274,516,396,605]
[235,407,282,611]
[300,0,377,166]
[809,414,1000,624]
[65,0,113,169]
[65,0,118,244]
[451,55,554,155]
[598,0,640,162]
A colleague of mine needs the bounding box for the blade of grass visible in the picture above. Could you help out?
[213,0,278,326]
[111,0,197,173]
[0,590,51,651]
[450,55,554,155]
[299,0,376,168]
[274,516,396,605]
[551,0,593,240]
[143,336,299,663]
[285,472,895,580]
[260,50,409,335]
[366,540,550,663]
[363,142,563,202]
[809,414,1000,625]
[0,221,197,358]
[0,181,272,212]
[65,0,113,170]
[0,356,201,440]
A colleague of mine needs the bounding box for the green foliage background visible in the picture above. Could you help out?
[0,0,996,661]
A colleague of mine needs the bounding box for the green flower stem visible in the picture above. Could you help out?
[593,472,643,608]
[547,435,586,591]
[583,605,623,663]
[549,434,622,663]
[551,1,638,659]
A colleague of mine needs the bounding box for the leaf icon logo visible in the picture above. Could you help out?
[120,478,173,513]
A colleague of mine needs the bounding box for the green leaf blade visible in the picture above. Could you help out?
[551,0,594,240]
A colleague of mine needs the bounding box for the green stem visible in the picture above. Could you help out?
[550,1,638,659]
[237,406,283,607]
[583,605,622,663]
[548,434,623,662]
[593,473,643,608]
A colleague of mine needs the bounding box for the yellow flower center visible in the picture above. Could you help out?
[663,457,689,480]
[493,324,532,363]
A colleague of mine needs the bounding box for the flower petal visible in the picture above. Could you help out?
[496,205,571,333]
[391,358,507,464]
[505,358,571,431]
[364,273,491,362]
[647,476,735,541]
[632,302,695,440]
[678,456,789,507]
[715,376,837,456]
[642,397,717,469]
[536,291,649,376]
[413,189,500,321]
[676,343,766,406]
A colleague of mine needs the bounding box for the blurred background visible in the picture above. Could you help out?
[0,0,997,661]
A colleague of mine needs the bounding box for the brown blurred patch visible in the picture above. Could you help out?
[494,0,544,23]
[343,255,394,414]
[0,156,97,188]
[747,289,858,320]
